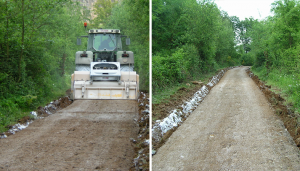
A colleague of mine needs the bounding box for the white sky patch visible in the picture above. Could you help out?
[214,0,275,20]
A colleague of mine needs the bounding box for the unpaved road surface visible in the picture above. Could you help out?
[153,67,300,170]
[0,100,138,170]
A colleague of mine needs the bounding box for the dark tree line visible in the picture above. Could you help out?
[152,0,241,92]
[0,0,87,131]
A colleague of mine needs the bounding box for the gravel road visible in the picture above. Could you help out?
[153,66,300,170]
[0,100,138,170]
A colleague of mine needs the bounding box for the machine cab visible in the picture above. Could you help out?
[87,29,123,52]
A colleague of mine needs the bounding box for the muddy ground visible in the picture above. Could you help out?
[0,90,149,170]
[153,66,300,170]
[0,100,138,170]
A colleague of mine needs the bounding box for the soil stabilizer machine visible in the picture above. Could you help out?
[70,27,139,100]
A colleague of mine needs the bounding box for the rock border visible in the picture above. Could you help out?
[0,96,73,139]
[152,66,240,154]
[131,92,150,171]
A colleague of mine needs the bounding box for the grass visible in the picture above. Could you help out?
[153,68,227,105]
[0,80,70,133]
[252,66,300,113]
[153,83,186,105]
[0,111,28,133]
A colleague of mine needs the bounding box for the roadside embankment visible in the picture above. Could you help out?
[247,68,300,147]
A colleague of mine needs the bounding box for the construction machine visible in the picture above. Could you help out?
[70,26,139,100]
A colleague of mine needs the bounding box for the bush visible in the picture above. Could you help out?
[182,44,201,77]
[254,51,266,67]
[241,53,254,66]
[152,48,189,91]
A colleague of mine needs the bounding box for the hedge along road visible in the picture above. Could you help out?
[153,66,300,170]
[0,100,138,170]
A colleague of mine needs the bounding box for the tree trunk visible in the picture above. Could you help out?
[18,0,25,82]
[289,32,293,48]
[6,0,9,63]
[61,53,67,76]
[264,51,269,76]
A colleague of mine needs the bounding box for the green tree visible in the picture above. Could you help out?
[92,0,118,28]
[0,0,87,131]
[152,0,240,93]
[105,0,149,91]
[248,0,300,71]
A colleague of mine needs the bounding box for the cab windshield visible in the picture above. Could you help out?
[93,34,116,51]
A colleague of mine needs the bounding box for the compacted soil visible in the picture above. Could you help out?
[152,67,300,170]
[0,100,138,170]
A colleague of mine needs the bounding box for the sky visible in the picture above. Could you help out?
[214,0,276,21]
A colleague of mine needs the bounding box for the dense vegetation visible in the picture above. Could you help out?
[0,0,88,132]
[107,0,149,91]
[92,0,149,91]
[152,0,241,93]
[0,0,149,132]
[241,0,300,113]
[152,0,299,113]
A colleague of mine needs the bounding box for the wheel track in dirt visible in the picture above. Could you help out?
[0,100,138,170]
[152,66,300,170]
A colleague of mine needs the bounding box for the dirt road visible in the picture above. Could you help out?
[153,67,300,170]
[0,100,138,170]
